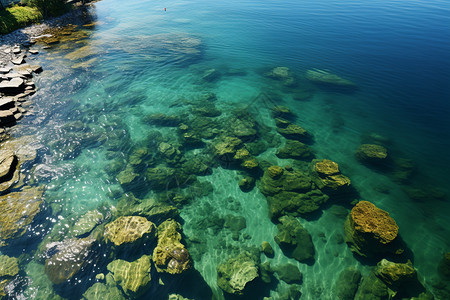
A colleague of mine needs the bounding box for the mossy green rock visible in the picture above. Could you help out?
[117,193,179,222]
[374,259,417,287]
[45,236,96,284]
[146,167,194,190]
[354,272,390,300]
[104,216,156,246]
[145,113,182,126]
[239,176,255,192]
[153,219,191,274]
[217,251,259,295]
[333,267,362,300]
[277,124,309,141]
[0,255,19,278]
[82,282,125,300]
[438,252,450,279]
[117,164,139,186]
[268,189,329,219]
[274,216,315,263]
[70,210,103,237]
[265,67,297,86]
[107,255,152,296]
[261,241,274,257]
[0,186,44,246]
[276,140,314,160]
[311,159,351,194]
[274,263,303,284]
[260,167,311,196]
[355,144,388,164]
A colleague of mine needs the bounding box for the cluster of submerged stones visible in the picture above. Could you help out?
[0,19,447,298]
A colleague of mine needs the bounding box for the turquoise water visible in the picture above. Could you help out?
[2,0,450,299]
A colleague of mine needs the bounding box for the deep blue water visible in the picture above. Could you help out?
[2,0,450,299]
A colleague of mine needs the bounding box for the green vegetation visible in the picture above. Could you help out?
[0,0,73,34]
[0,6,43,34]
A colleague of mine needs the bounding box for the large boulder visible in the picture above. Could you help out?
[355,144,388,165]
[0,187,44,246]
[311,159,351,194]
[354,272,390,300]
[104,216,156,246]
[44,236,96,284]
[107,255,152,297]
[82,282,125,300]
[265,66,297,86]
[70,210,104,237]
[274,216,315,263]
[117,194,179,223]
[276,140,314,160]
[217,251,259,295]
[273,263,303,284]
[0,255,19,278]
[153,219,191,274]
[333,267,362,300]
[345,201,401,257]
[374,259,417,287]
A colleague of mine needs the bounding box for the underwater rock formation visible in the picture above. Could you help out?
[0,255,19,297]
[117,193,179,222]
[310,159,351,194]
[260,165,328,219]
[261,241,274,257]
[0,186,44,246]
[374,259,417,287]
[216,251,260,295]
[305,69,356,88]
[107,255,152,297]
[44,236,96,284]
[355,144,388,165]
[274,216,315,263]
[345,201,401,257]
[265,66,297,86]
[70,209,103,237]
[104,216,156,246]
[145,113,183,127]
[82,282,125,300]
[438,252,450,280]
[333,267,362,300]
[276,140,314,160]
[153,219,191,274]
[273,263,303,284]
[354,272,390,300]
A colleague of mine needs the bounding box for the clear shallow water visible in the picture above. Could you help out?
[2,0,450,299]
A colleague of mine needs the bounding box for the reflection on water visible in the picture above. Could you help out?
[1,0,450,299]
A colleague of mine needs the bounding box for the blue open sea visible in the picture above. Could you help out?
[1,0,450,299]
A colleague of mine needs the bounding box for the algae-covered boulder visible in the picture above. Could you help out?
[0,186,44,246]
[146,166,194,191]
[274,216,315,263]
[117,194,179,223]
[274,263,302,284]
[355,144,388,165]
[311,159,351,194]
[438,252,450,280]
[333,267,361,300]
[104,216,156,246]
[145,113,182,127]
[260,166,311,196]
[153,219,191,274]
[107,255,152,297]
[217,251,259,295]
[265,66,297,86]
[305,69,356,88]
[354,272,390,300]
[213,136,242,157]
[70,210,104,237]
[239,176,255,192]
[261,241,274,257]
[45,236,96,284]
[82,282,125,300]
[345,201,401,257]
[276,140,314,160]
[374,259,417,287]
[277,124,309,141]
[268,189,329,219]
[0,255,19,278]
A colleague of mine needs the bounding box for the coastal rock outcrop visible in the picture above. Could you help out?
[345,201,401,257]
[216,251,259,295]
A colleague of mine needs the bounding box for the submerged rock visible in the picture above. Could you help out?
[82,282,125,300]
[276,124,309,141]
[217,251,259,295]
[438,252,450,280]
[311,159,351,194]
[261,241,274,257]
[265,66,297,86]
[274,216,315,263]
[104,216,156,246]
[276,140,314,160]
[345,201,401,257]
[354,272,390,300]
[355,144,388,165]
[153,219,191,274]
[107,255,152,297]
[374,259,417,287]
[274,263,303,284]
[44,236,96,284]
[145,113,182,126]
[0,255,19,278]
[70,210,104,237]
[305,69,356,88]
[333,267,362,300]
[0,187,44,246]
